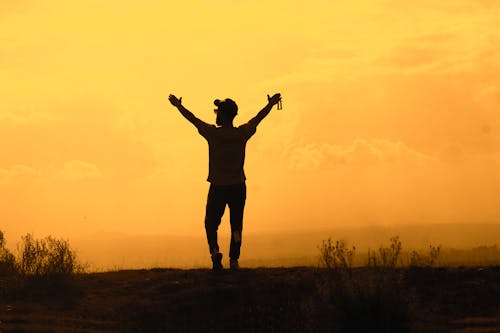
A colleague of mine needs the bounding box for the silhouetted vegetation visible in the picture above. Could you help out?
[0,230,83,301]
[316,236,452,332]
[0,231,82,276]
[17,233,82,278]
[409,244,441,267]
[0,231,16,277]
[318,236,411,332]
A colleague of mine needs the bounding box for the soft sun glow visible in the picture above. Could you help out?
[1,0,499,267]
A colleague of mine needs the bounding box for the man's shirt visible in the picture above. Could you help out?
[196,121,257,185]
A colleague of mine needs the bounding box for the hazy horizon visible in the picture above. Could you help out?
[3,222,499,270]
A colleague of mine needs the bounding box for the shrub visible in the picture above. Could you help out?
[367,236,402,269]
[409,245,441,267]
[17,233,82,280]
[0,231,16,276]
[319,238,356,271]
[319,236,410,333]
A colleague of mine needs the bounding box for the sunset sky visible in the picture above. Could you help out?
[1,0,500,245]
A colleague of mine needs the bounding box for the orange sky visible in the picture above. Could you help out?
[1,0,500,243]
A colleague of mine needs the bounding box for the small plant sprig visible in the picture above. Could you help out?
[0,231,16,276]
[409,245,441,267]
[368,236,403,269]
[319,238,356,271]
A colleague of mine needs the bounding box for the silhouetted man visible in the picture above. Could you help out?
[168,93,282,270]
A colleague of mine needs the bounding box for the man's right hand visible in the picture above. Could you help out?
[169,94,183,107]
[267,93,281,106]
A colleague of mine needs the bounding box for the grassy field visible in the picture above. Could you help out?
[1,231,500,332]
[1,266,500,332]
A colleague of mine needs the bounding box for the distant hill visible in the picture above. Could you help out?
[70,223,500,270]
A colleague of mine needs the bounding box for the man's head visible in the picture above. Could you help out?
[214,98,238,126]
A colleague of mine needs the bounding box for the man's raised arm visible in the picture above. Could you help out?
[168,94,205,128]
[248,93,282,127]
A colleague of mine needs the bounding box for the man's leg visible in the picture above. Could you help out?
[204,184,226,263]
[228,183,246,266]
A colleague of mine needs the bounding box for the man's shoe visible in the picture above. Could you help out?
[211,252,223,270]
[229,259,239,270]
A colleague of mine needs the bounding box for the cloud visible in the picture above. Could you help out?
[0,98,156,180]
[373,41,485,75]
[369,1,500,75]
[0,160,103,183]
[476,85,500,109]
[55,160,102,182]
[263,55,366,88]
[382,0,500,15]
[0,164,39,180]
[282,138,435,169]
[0,1,32,15]
[376,46,443,69]
[0,111,57,125]
[407,33,456,44]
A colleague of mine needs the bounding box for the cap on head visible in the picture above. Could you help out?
[214,98,238,125]
[214,98,238,116]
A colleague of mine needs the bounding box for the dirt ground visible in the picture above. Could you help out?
[1,266,499,332]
